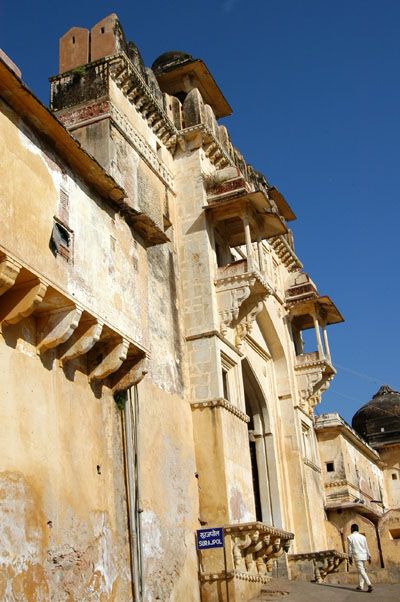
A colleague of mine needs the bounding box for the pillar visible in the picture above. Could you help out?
[243,213,254,271]
[322,324,332,363]
[312,314,324,360]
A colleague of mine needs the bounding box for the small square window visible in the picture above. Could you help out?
[50,218,73,261]
[392,473,398,480]
[326,462,335,473]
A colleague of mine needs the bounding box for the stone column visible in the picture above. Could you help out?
[243,213,254,271]
[322,324,332,363]
[257,232,265,273]
[312,313,324,360]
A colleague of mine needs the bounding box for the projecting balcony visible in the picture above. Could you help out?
[324,480,384,519]
[204,174,287,248]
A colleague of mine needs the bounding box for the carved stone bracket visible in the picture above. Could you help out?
[88,337,130,382]
[37,306,83,353]
[289,550,347,583]
[235,296,266,350]
[218,282,253,335]
[0,254,20,296]
[0,250,148,388]
[0,278,48,325]
[59,319,103,364]
[295,353,335,415]
[215,265,271,339]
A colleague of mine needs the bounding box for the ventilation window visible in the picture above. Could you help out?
[72,36,75,44]
[222,369,229,401]
[381,427,385,432]
[50,218,73,261]
[389,528,400,540]
[101,27,105,34]
[220,353,236,403]
[392,473,398,480]
[326,462,335,473]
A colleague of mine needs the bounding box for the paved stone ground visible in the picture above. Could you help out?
[250,578,400,602]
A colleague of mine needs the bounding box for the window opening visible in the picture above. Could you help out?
[392,473,398,480]
[326,462,335,472]
[50,218,73,261]
[222,369,229,401]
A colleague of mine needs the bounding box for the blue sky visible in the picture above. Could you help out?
[2,1,399,422]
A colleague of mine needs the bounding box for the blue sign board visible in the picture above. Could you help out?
[196,527,224,549]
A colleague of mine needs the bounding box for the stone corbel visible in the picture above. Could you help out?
[108,354,149,392]
[88,337,130,382]
[88,336,129,382]
[235,296,265,350]
[59,319,103,364]
[0,255,20,296]
[37,306,83,353]
[0,278,47,325]
[218,283,252,334]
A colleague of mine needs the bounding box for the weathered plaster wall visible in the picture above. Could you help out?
[0,322,131,600]
[0,100,148,347]
[380,446,400,508]
[138,379,200,602]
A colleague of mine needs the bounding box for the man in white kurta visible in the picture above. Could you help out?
[347,523,373,592]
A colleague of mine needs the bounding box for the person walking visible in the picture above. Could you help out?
[347,523,373,592]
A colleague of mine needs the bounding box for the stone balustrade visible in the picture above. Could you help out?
[289,550,347,583]
[199,522,294,602]
[226,522,293,576]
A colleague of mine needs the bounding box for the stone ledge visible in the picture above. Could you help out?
[200,570,272,584]
[191,398,250,423]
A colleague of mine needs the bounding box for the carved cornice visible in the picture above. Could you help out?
[178,124,233,169]
[109,104,175,191]
[191,398,250,423]
[269,236,302,272]
[51,53,178,149]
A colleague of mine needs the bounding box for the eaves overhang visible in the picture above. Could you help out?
[268,186,296,222]
[154,58,232,119]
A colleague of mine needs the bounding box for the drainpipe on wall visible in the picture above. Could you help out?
[116,359,147,602]
[124,387,142,602]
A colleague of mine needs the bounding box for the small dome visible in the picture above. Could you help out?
[152,51,193,73]
[352,385,400,447]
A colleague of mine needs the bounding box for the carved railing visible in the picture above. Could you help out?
[0,250,147,392]
[226,522,293,577]
[289,550,347,583]
[198,522,294,600]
